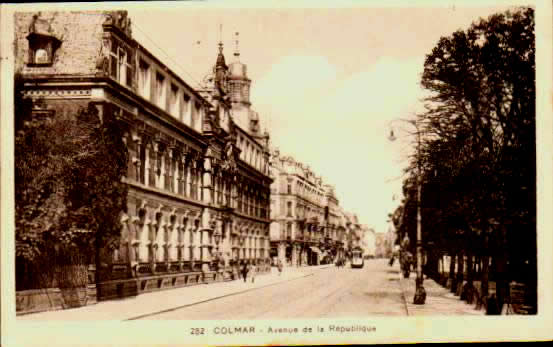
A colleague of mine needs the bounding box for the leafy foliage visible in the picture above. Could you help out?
[15,74,129,289]
[395,7,535,309]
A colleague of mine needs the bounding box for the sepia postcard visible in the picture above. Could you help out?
[1,0,552,345]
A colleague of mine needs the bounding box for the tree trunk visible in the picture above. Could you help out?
[479,253,489,311]
[456,249,465,295]
[449,251,456,291]
[94,235,101,299]
[495,225,508,314]
[462,251,476,303]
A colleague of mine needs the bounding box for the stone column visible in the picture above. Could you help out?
[152,142,161,188]
[164,218,172,267]
[177,220,184,271]
[176,156,184,195]
[184,160,191,198]
[172,150,178,193]
[202,151,213,204]
[144,144,150,186]
[148,219,157,273]
[156,218,167,264]
[291,244,298,267]
[131,134,142,182]
[158,148,166,190]
[129,215,139,264]
[138,215,150,263]
[188,224,195,268]
[278,242,286,265]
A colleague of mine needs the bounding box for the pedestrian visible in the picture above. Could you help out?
[241,261,249,283]
[277,259,283,276]
[250,262,257,283]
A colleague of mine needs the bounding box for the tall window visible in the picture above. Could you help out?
[177,160,184,195]
[287,201,292,217]
[214,175,220,205]
[225,178,231,206]
[109,39,133,88]
[182,93,190,124]
[253,193,257,217]
[148,148,156,187]
[190,99,197,129]
[182,162,189,197]
[169,84,179,118]
[155,72,166,109]
[165,154,173,192]
[238,186,243,212]
[218,178,224,205]
[286,223,292,239]
[139,143,146,184]
[246,191,251,215]
[190,167,197,200]
[191,101,201,131]
[139,59,150,99]
[121,47,133,88]
[109,40,119,80]
[287,183,292,195]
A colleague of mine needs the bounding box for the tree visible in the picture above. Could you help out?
[14,73,129,290]
[404,7,535,313]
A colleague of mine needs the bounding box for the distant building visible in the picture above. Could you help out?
[269,152,327,266]
[375,226,396,259]
[360,226,376,258]
[323,184,347,262]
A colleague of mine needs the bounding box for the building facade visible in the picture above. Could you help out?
[323,184,347,262]
[360,226,376,258]
[15,10,272,301]
[269,150,353,266]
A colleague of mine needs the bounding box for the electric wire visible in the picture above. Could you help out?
[131,21,206,90]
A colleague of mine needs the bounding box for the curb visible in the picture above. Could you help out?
[125,272,315,320]
[397,270,411,316]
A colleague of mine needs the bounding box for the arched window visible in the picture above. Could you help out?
[35,48,48,64]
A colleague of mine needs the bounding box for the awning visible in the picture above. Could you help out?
[310,246,322,254]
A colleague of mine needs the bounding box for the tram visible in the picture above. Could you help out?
[351,247,364,269]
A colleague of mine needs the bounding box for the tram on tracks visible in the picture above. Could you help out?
[350,247,364,268]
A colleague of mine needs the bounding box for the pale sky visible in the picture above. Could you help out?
[127,3,516,233]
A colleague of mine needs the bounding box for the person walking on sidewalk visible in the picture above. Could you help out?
[241,261,249,283]
[277,259,283,276]
[251,262,257,283]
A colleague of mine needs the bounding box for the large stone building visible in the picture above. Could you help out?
[361,226,377,258]
[323,184,347,261]
[375,228,396,259]
[14,10,272,303]
[269,151,351,266]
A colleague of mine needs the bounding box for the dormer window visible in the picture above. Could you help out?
[34,48,48,64]
[108,39,134,88]
[27,14,61,67]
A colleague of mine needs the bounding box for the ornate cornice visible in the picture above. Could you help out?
[22,88,91,99]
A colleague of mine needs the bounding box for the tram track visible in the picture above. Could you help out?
[125,272,316,320]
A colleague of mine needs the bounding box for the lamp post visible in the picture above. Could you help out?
[389,119,426,305]
[213,230,222,269]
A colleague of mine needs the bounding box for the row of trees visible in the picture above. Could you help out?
[15,73,129,291]
[394,7,536,314]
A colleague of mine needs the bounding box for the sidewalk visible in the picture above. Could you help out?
[18,265,330,321]
[397,268,484,316]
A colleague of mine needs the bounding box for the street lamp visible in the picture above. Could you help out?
[214,230,221,247]
[389,118,426,305]
[213,230,222,267]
